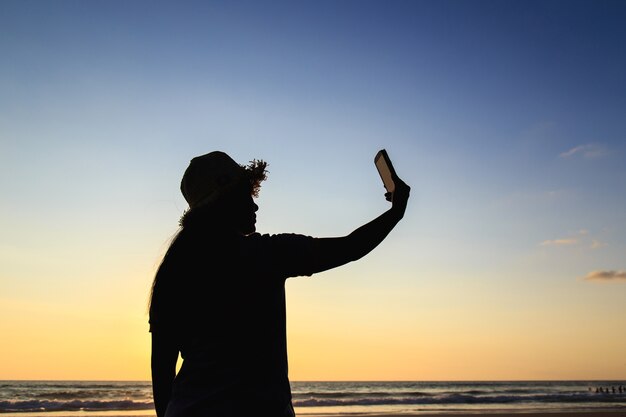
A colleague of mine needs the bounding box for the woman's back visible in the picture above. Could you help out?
[150,227,302,416]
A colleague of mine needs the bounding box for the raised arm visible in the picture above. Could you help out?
[310,174,410,274]
[151,332,178,417]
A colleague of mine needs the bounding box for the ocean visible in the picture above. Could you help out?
[1,380,625,415]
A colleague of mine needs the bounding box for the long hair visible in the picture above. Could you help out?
[147,228,182,317]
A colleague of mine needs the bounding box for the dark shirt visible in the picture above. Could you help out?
[149,227,315,416]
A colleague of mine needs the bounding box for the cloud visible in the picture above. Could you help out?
[590,239,608,249]
[559,143,606,159]
[540,238,578,246]
[540,229,608,249]
[584,270,626,282]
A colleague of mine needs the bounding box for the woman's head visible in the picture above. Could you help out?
[179,151,267,234]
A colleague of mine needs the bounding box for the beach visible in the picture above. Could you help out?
[296,409,626,416]
[297,411,626,417]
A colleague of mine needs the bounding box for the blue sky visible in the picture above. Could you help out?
[1,0,625,380]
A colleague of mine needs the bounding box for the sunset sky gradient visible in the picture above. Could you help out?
[1,0,625,381]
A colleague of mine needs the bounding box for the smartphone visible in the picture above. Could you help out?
[374,149,397,194]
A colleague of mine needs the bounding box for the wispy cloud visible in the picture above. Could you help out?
[583,270,626,282]
[591,239,608,249]
[559,143,606,159]
[540,229,608,250]
[540,238,578,246]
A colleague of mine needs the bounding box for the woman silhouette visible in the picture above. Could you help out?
[149,151,410,417]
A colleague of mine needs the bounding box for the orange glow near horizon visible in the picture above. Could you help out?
[2,266,625,381]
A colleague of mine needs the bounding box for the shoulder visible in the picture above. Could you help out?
[240,233,318,278]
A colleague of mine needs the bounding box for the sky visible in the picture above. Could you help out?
[1,0,625,381]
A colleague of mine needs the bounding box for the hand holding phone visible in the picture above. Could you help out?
[375,149,397,195]
[375,149,410,213]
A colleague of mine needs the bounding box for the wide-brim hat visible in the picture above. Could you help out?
[180,151,267,210]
